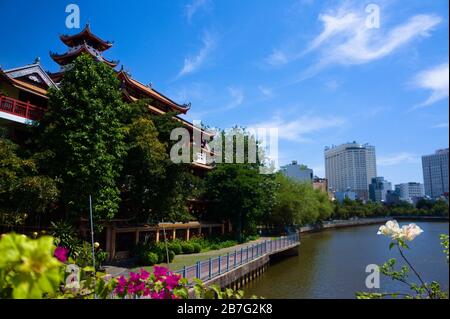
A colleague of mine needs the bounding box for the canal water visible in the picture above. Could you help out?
[245,221,449,299]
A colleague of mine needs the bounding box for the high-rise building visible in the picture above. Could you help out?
[280,161,314,184]
[324,142,377,201]
[369,177,392,202]
[422,148,449,199]
[394,182,425,203]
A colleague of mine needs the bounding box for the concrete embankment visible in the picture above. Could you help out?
[299,216,449,234]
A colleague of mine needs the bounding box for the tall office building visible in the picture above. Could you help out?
[369,177,392,202]
[325,142,377,201]
[422,148,449,199]
[394,182,425,203]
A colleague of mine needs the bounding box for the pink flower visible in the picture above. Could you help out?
[140,268,150,280]
[153,266,169,279]
[165,274,181,290]
[54,246,69,263]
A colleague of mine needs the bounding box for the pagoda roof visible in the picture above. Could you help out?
[60,24,113,51]
[118,70,190,114]
[50,43,119,68]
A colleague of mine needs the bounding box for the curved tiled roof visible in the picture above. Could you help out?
[60,24,113,51]
[50,43,119,67]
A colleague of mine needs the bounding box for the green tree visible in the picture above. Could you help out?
[35,54,128,223]
[0,138,58,228]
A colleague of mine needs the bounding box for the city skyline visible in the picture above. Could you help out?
[0,0,448,186]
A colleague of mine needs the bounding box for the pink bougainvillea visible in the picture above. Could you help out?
[113,267,185,299]
[54,246,69,263]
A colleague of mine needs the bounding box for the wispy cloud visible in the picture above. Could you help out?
[266,3,442,77]
[378,152,420,166]
[177,31,217,78]
[185,0,211,22]
[249,114,346,143]
[265,50,289,67]
[431,122,449,129]
[258,85,274,98]
[412,63,449,108]
[224,87,244,110]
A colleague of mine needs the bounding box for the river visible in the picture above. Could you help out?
[245,220,449,299]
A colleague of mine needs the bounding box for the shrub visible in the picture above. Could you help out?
[181,242,195,254]
[147,252,159,266]
[168,242,182,255]
[168,250,175,262]
[192,243,202,253]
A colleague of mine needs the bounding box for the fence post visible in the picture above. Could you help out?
[246,247,249,262]
[226,252,230,271]
[241,247,244,264]
[182,266,186,279]
[209,258,212,279]
[218,256,222,274]
[234,250,237,268]
[196,261,201,279]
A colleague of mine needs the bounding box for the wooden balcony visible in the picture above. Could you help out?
[0,95,45,122]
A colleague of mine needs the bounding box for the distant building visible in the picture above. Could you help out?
[386,189,401,204]
[369,177,392,202]
[325,142,377,201]
[280,161,313,184]
[422,148,449,199]
[335,190,357,203]
[394,182,425,203]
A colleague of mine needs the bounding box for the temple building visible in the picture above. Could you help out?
[0,25,224,260]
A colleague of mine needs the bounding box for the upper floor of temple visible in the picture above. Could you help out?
[0,25,212,170]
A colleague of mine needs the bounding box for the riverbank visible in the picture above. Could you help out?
[299,216,449,234]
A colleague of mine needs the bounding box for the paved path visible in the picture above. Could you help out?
[104,237,271,277]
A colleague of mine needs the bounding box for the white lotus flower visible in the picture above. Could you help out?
[377,220,423,242]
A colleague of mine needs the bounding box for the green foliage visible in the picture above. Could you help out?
[268,173,333,227]
[167,242,182,255]
[440,234,449,262]
[49,221,81,257]
[35,54,128,223]
[181,242,195,254]
[0,233,63,299]
[147,252,159,266]
[119,101,167,223]
[0,138,58,224]
[73,241,107,271]
[192,242,202,253]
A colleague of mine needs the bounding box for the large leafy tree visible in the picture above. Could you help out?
[204,128,276,242]
[0,138,58,229]
[35,54,128,222]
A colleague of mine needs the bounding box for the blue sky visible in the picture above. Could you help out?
[0,0,448,185]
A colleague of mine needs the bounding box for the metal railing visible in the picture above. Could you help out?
[0,96,45,121]
[174,232,300,283]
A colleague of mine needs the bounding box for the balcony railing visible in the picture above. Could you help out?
[0,95,45,121]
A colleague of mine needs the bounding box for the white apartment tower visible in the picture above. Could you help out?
[325,142,377,201]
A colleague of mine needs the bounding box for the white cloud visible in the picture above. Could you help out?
[249,114,346,142]
[413,63,449,107]
[185,0,210,22]
[178,31,216,78]
[258,85,274,98]
[378,152,420,166]
[265,50,288,66]
[267,3,442,72]
[224,87,244,110]
[431,122,449,128]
